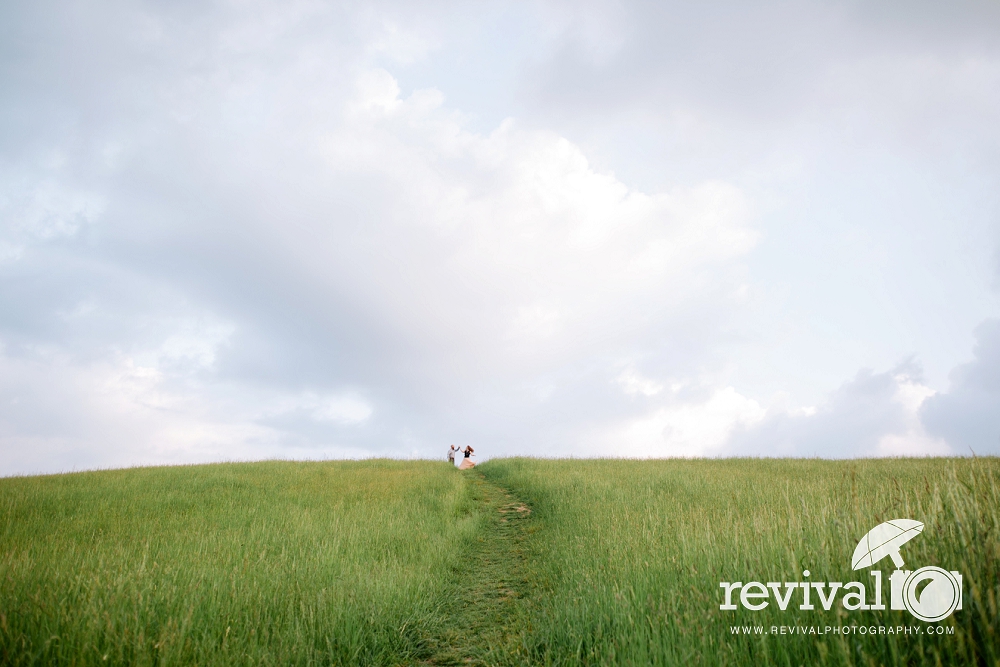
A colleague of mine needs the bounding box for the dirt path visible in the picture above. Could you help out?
[421,470,535,666]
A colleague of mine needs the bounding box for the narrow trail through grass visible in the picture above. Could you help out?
[421,470,536,666]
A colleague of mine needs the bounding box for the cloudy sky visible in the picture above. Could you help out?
[2,0,999,475]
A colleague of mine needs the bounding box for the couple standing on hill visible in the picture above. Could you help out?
[447,444,475,469]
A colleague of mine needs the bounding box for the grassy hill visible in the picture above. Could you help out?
[1,458,997,666]
[0,461,482,665]
[479,458,1000,666]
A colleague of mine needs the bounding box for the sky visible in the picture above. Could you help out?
[1,0,999,475]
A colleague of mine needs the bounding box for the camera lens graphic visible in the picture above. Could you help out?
[902,566,961,622]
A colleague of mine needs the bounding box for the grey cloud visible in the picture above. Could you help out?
[1,1,997,475]
[921,320,1000,455]
[2,0,760,474]
[528,0,1000,118]
[725,361,942,458]
[515,0,1000,199]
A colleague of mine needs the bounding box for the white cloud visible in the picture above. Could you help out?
[601,364,948,461]
[0,176,105,260]
[368,20,437,65]
[723,364,953,458]
[0,350,278,474]
[1,0,997,473]
[616,367,663,397]
[0,61,758,472]
[311,395,374,424]
[350,68,404,115]
[150,321,236,372]
[311,68,758,375]
[874,374,949,456]
[607,386,766,457]
[270,392,375,425]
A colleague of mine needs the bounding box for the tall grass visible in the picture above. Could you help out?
[0,460,480,666]
[4,457,997,666]
[480,458,1000,666]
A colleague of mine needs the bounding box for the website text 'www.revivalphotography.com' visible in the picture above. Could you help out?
[731,624,956,636]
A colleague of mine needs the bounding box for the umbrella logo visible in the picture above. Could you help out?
[852,519,962,623]
[851,518,923,570]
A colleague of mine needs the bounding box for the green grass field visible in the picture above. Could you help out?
[0,461,483,665]
[479,458,1000,666]
[1,458,997,666]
